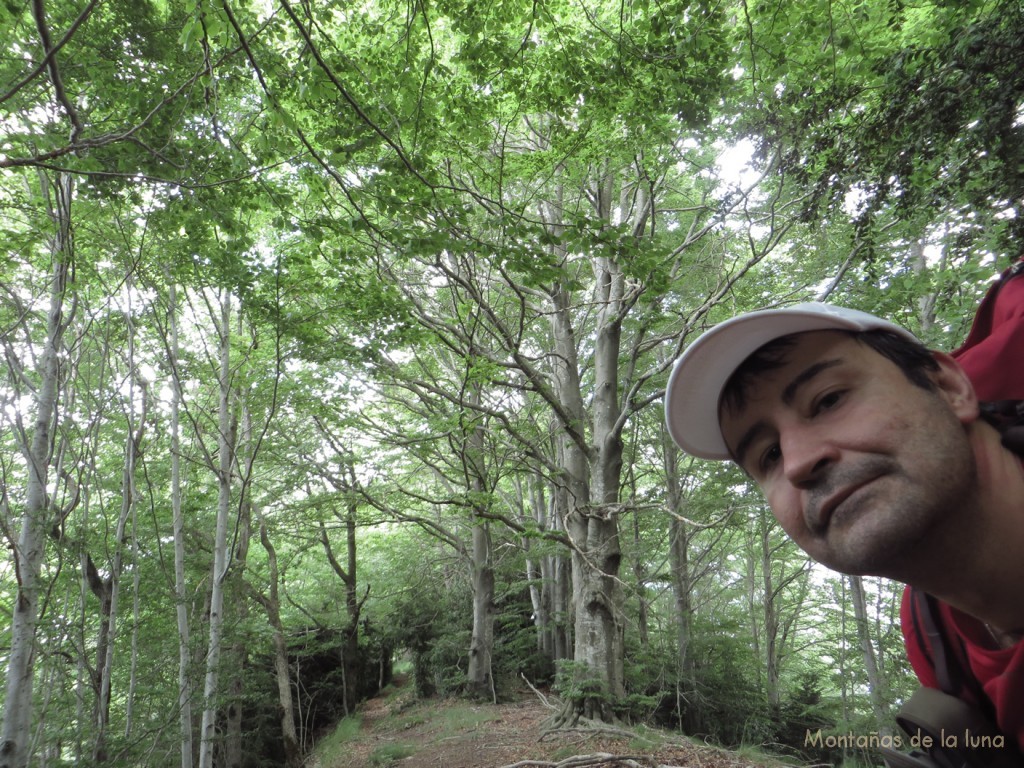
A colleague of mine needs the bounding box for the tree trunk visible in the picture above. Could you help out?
[466,387,496,701]
[318,461,365,714]
[665,434,699,731]
[532,473,573,663]
[518,477,545,655]
[94,376,147,761]
[761,523,781,709]
[198,291,235,768]
[0,172,73,768]
[224,339,255,768]
[467,519,496,700]
[93,298,148,762]
[632,513,650,648]
[256,516,301,766]
[849,575,892,736]
[551,253,626,722]
[168,277,195,768]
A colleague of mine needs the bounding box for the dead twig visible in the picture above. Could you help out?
[520,674,557,710]
[499,753,676,768]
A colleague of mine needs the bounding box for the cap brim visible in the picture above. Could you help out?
[664,304,917,459]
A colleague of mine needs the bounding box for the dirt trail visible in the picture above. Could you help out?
[312,676,793,768]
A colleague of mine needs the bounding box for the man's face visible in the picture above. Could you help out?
[718,330,978,577]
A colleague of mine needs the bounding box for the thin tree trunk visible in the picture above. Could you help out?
[0,172,73,768]
[760,520,781,709]
[317,460,365,715]
[93,286,147,762]
[257,517,301,767]
[665,435,699,731]
[550,487,572,663]
[168,278,195,768]
[198,291,234,768]
[849,575,892,736]
[632,513,649,648]
[126,481,142,738]
[523,478,553,659]
[224,395,253,768]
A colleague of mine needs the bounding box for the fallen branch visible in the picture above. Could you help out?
[520,673,557,710]
[499,753,678,768]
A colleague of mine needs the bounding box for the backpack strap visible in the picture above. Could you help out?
[909,589,997,722]
[978,400,1024,455]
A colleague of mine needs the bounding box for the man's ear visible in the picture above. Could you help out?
[931,352,980,423]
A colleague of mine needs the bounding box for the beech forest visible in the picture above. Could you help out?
[1,0,1022,766]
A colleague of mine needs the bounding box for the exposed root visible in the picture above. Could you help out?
[543,697,581,732]
[541,699,630,741]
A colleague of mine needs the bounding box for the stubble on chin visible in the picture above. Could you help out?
[811,449,979,579]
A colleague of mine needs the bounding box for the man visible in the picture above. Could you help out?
[663,302,1024,760]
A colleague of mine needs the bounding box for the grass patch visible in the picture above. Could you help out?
[314,714,363,765]
[551,745,579,761]
[368,743,416,766]
[622,722,669,750]
[439,704,499,730]
[397,712,429,729]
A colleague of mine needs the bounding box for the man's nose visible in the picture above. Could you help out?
[781,428,836,487]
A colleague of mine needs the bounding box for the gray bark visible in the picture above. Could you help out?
[849,575,892,736]
[665,436,699,730]
[257,517,301,767]
[0,173,73,768]
[93,375,147,762]
[466,388,496,700]
[198,291,234,768]
[168,278,195,768]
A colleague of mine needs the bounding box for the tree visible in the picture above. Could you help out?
[0,171,74,768]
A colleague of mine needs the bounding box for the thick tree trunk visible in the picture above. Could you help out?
[467,519,496,700]
[465,389,496,700]
[0,173,73,768]
[549,252,627,723]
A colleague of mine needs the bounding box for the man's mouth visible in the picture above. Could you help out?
[808,471,886,534]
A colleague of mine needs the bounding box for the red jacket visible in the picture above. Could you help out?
[901,589,1024,753]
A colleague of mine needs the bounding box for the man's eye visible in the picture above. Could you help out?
[758,444,781,475]
[813,390,845,414]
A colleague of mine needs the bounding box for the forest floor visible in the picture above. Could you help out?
[307,675,802,768]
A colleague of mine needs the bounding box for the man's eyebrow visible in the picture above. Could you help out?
[728,358,845,469]
[781,358,844,406]
[732,419,769,471]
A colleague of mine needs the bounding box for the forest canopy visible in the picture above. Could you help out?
[1,0,1022,766]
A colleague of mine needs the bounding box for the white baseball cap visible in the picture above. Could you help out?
[664,302,919,459]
